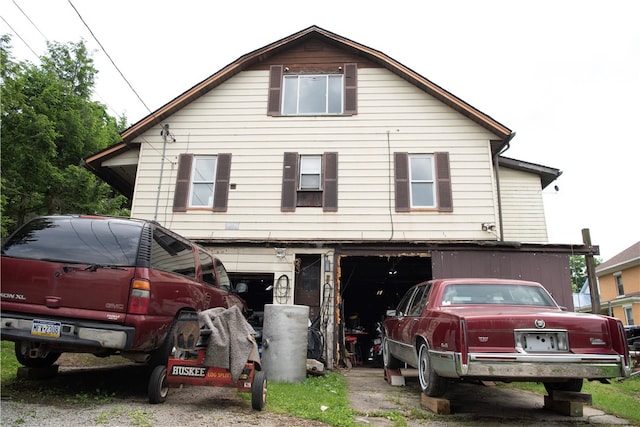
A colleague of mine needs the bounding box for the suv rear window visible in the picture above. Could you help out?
[1,217,142,266]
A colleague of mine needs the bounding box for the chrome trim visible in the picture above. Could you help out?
[428,349,631,380]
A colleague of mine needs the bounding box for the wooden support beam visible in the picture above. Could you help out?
[544,391,592,417]
[421,394,451,415]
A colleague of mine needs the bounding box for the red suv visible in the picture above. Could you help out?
[1,215,247,367]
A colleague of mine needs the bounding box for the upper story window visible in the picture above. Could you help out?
[299,155,322,190]
[283,75,343,115]
[394,152,452,212]
[409,155,436,208]
[281,152,338,212]
[615,273,624,296]
[190,156,217,207]
[268,64,357,117]
[173,153,232,213]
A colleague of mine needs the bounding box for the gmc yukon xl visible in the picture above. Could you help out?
[1,215,247,367]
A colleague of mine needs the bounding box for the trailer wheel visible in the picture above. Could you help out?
[148,365,168,404]
[251,370,267,410]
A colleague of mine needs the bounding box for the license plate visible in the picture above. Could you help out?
[521,332,565,351]
[31,319,61,338]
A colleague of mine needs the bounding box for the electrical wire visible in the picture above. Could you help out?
[67,0,153,115]
[0,15,39,59]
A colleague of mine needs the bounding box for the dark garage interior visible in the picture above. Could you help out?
[338,255,433,365]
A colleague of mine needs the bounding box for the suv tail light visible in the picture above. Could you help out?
[128,279,150,314]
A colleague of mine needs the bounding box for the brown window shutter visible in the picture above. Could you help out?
[173,153,193,212]
[435,152,453,212]
[213,153,231,212]
[394,152,410,212]
[323,152,338,212]
[281,152,298,212]
[267,65,283,116]
[343,63,357,115]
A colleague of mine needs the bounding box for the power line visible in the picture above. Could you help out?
[0,15,39,59]
[12,0,47,41]
[67,0,153,115]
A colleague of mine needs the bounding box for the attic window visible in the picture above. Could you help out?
[268,64,357,116]
[283,74,343,115]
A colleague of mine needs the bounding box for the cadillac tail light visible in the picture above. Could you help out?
[128,279,150,314]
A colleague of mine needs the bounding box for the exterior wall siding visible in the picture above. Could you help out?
[499,168,549,243]
[131,68,511,242]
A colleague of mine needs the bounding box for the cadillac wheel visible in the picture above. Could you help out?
[417,340,446,397]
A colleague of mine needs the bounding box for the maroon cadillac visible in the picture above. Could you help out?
[383,278,631,397]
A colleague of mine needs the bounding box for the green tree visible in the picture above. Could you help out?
[1,35,129,237]
[569,254,602,293]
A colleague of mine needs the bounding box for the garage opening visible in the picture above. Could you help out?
[228,272,274,347]
[338,255,432,365]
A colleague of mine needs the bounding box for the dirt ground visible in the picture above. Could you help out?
[0,357,635,427]
[342,367,635,426]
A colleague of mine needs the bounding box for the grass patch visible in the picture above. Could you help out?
[263,372,357,426]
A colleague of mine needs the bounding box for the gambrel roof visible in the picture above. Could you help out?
[85,25,523,197]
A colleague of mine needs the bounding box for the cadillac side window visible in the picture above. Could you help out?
[407,284,432,316]
[151,229,196,278]
[409,154,436,208]
[282,74,343,115]
[189,156,217,208]
[395,287,417,317]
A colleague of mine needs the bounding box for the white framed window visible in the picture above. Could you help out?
[299,155,322,190]
[615,272,624,296]
[409,154,436,207]
[282,74,343,115]
[624,306,634,325]
[189,156,217,207]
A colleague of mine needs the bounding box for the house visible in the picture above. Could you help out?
[85,26,594,366]
[597,241,640,325]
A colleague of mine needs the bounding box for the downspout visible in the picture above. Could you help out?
[493,132,516,241]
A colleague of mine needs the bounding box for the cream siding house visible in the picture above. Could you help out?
[86,26,588,367]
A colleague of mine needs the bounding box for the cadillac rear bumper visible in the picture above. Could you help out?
[430,350,631,380]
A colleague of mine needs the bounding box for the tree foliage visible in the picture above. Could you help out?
[1,35,130,237]
[569,255,602,293]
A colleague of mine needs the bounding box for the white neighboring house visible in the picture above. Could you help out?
[86,26,592,366]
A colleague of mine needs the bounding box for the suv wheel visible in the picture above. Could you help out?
[14,341,61,368]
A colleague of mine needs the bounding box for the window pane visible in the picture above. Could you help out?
[328,75,343,114]
[283,76,298,114]
[300,156,321,190]
[300,156,321,173]
[300,174,321,189]
[411,182,434,206]
[410,157,433,180]
[299,76,326,114]
[194,158,216,181]
[191,183,214,206]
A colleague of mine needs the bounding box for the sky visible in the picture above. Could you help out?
[2,0,639,260]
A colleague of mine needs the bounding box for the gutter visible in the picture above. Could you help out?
[493,132,516,241]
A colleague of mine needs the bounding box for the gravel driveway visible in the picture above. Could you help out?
[0,359,633,427]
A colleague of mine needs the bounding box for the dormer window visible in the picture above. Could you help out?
[268,64,357,116]
[283,74,343,115]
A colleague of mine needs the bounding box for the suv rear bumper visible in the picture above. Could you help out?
[1,312,135,351]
